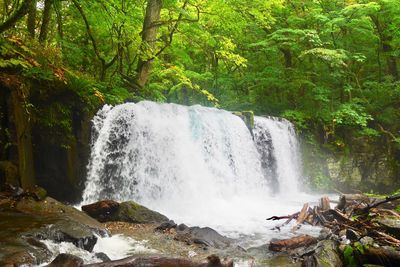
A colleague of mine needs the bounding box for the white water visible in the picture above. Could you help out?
[39,235,156,266]
[81,101,320,245]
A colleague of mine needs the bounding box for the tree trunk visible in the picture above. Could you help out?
[0,0,33,34]
[54,0,64,39]
[6,86,36,189]
[39,0,53,43]
[280,47,292,68]
[382,43,399,80]
[135,0,162,89]
[370,15,399,81]
[26,0,36,38]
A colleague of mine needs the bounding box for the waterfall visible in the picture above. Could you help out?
[81,101,306,237]
[253,116,301,194]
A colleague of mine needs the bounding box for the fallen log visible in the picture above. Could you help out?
[355,246,400,267]
[269,234,318,252]
[84,254,233,267]
[355,194,400,215]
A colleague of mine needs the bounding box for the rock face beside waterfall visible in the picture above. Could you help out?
[82,200,169,224]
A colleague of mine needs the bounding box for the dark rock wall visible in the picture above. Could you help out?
[0,74,96,203]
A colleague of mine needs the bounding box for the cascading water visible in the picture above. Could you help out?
[81,101,317,245]
[253,116,302,194]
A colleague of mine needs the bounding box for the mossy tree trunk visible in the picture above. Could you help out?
[134,0,162,89]
[7,85,35,188]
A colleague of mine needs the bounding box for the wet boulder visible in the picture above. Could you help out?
[0,195,108,265]
[34,219,99,251]
[302,240,342,267]
[82,200,168,224]
[82,200,120,222]
[46,253,84,267]
[174,226,233,249]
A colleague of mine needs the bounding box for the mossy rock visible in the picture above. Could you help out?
[109,201,168,224]
[0,161,19,186]
[303,240,343,267]
[232,110,254,131]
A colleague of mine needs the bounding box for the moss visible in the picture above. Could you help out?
[110,201,169,224]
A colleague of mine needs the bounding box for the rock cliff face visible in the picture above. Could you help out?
[302,136,399,193]
[0,73,97,203]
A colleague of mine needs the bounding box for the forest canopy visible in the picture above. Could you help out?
[1,0,399,192]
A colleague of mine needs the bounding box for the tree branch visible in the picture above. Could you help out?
[0,0,33,34]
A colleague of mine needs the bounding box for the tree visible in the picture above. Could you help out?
[134,0,162,89]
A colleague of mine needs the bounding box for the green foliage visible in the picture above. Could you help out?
[282,110,309,131]
[333,102,373,128]
[343,245,358,267]
[1,0,400,191]
[344,242,368,267]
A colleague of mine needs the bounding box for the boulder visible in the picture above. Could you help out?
[94,252,111,262]
[81,200,120,222]
[155,220,232,249]
[155,220,177,231]
[46,253,84,267]
[83,200,168,224]
[0,195,108,265]
[34,219,99,251]
[302,240,342,267]
[174,226,232,249]
[0,161,19,186]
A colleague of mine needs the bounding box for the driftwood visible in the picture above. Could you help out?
[297,203,309,224]
[267,194,400,254]
[355,194,400,215]
[319,196,331,211]
[84,255,233,267]
[356,247,400,267]
[266,214,297,221]
[269,234,317,252]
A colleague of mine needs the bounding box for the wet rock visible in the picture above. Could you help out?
[95,252,111,262]
[174,226,232,249]
[46,253,84,267]
[15,197,107,233]
[359,236,374,246]
[155,220,177,231]
[26,185,47,201]
[82,200,168,224]
[0,161,19,186]
[302,240,342,267]
[25,237,49,251]
[1,250,36,267]
[36,220,98,251]
[0,196,108,264]
[346,229,360,241]
[178,223,189,231]
[109,201,168,224]
[81,200,120,222]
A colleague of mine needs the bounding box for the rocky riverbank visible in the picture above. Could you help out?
[2,184,400,267]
